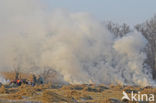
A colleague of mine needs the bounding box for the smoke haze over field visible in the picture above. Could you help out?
[0,0,154,86]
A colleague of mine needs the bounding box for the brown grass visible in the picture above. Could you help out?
[0,85,8,94]
[41,90,69,103]
[1,72,33,81]
[0,83,155,103]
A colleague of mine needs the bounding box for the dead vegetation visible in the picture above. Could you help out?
[1,72,33,81]
[0,85,8,94]
[41,90,69,103]
[0,83,155,103]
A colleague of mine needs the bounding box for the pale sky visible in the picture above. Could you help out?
[44,0,156,25]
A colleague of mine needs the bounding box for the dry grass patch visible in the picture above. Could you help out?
[0,85,8,94]
[17,84,38,96]
[1,72,32,81]
[41,90,71,103]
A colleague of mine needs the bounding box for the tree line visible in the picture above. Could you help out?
[105,15,156,79]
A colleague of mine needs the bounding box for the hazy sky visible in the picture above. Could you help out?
[44,0,156,25]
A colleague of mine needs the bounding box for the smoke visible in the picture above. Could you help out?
[0,76,9,84]
[0,0,154,86]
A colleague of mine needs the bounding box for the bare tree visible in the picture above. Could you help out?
[12,57,22,80]
[40,67,57,83]
[106,21,131,37]
[135,15,156,79]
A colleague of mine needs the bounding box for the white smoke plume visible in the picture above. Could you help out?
[0,0,154,86]
[0,76,9,84]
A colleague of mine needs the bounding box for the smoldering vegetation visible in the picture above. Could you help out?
[0,0,156,87]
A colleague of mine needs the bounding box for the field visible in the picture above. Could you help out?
[0,83,156,103]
